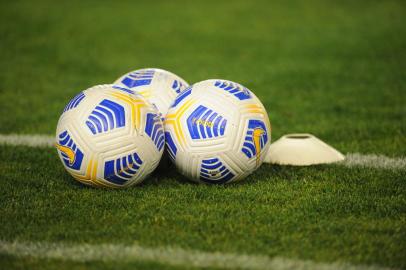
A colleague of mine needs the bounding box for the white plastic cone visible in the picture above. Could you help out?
[264,134,345,166]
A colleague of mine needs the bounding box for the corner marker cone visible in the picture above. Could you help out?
[264,134,345,166]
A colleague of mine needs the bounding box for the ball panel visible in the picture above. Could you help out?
[166,86,242,156]
[119,69,155,88]
[212,80,252,101]
[85,99,126,135]
[199,156,235,184]
[56,130,84,172]
[102,151,144,186]
[170,86,192,108]
[144,112,165,152]
[62,91,86,113]
[165,131,177,162]
[55,127,100,187]
[186,105,227,140]
[240,119,268,163]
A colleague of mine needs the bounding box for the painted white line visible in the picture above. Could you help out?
[0,240,396,270]
[0,134,54,148]
[0,134,404,170]
[342,153,406,170]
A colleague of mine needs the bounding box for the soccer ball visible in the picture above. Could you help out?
[164,79,271,184]
[55,84,164,188]
[114,68,189,115]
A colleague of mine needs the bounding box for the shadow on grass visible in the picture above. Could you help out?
[52,147,338,190]
[0,143,337,189]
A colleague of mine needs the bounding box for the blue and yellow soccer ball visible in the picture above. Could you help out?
[164,79,271,184]
[114,68,189,116]
[55,84,164,188]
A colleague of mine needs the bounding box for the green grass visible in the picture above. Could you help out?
[0,254,186,270]
[0,0,405,269]
[1,145,405,269]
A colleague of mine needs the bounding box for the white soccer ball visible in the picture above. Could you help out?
[114,68,189,115]
[164,79,271,184]
[55,84,164,188]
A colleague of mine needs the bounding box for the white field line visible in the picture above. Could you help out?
[0,134,405,170]
[342,153,406,170]
[0,134,54,147]
[0,240,397,270]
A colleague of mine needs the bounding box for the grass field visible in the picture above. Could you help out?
[0,0,405,269]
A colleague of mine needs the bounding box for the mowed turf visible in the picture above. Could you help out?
[1,145,405,270]
[0,0,405,269]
